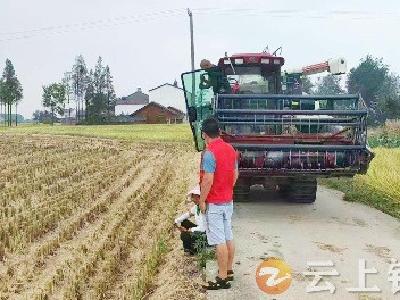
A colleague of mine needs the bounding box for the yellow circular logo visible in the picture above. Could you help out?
[256,257,292,294]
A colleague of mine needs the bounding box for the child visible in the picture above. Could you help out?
[174,185,206,255]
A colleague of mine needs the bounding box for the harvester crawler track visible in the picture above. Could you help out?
[281,177,317,203]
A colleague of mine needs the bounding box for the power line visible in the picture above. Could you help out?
[1,7,399,43]
[192,7,400,19]
[0,9,186,42]
[0,9,186,36]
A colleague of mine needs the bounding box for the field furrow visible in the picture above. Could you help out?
[109,152,196,300]
[12,157,167,299]
[1,153,150,297]
[0,134,202,300]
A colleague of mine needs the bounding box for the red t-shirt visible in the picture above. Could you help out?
[200,138,237,203]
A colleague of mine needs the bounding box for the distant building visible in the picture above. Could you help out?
[131,102,184,124]
[115,88,149,115]
[148,81,186,116]
[60,108,76,123]
[166,106,184,116]
[58,108,88,124]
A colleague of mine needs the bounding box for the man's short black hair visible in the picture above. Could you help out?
[201,117,220,138]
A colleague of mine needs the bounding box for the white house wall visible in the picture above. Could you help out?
[148,86,186,113]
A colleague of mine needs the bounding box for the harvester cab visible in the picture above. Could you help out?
[181,51,374,203]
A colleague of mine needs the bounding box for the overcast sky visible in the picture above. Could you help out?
[1,0,400,117]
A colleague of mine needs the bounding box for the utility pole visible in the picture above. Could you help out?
[188,9,195,71]
[187,8,196,116]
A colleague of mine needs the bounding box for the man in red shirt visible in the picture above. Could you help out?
[199,117,239,290]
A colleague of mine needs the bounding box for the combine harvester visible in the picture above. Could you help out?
[181,51,374,202]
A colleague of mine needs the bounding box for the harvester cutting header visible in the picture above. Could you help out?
[181,50,374,202]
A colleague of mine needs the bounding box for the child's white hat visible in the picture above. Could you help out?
[187,184,200,196]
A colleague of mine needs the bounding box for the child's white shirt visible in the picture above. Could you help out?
[174,205,206,233]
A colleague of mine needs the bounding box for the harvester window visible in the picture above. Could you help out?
[224,65,279,94]
[318,99,356,110]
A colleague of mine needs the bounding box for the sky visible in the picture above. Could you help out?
[1,0,400,118]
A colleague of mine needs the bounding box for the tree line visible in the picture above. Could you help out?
[38,55,116,125]
[1,54,399,126]
[0,59,23,126]
[303,55,400,124]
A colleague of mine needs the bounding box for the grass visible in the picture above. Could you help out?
[131,236,169,300]
[368,120,400,148]
[0,123,193,143]
[322,120,400,218]
[320,148,400,219]
[193,234,216,269]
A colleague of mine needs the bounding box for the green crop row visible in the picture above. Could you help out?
[0,123,193,143]
[368,120,400,148]
[320,148,400,219]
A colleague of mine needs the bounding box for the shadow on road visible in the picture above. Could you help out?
[240,185,313,204]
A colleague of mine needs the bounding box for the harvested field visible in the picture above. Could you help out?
[0,134,204,300]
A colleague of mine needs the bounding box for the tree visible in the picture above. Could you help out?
[61,72,73,124]
[42,83,66,125]
[0,80,4,123]
[84,69,95,122]
[72,55,87,123]
[32,109,50,123]
[315,74,344,95]
[301,76,314,94]
[348,56,400,123]
[376,74,400,120]
[0,59,23,126]
[91,57,107,123]
[104,65,116,120]
[67,55,116,124]
[85,57,116,124]
[32,110,42,122]
[347,56,388,106]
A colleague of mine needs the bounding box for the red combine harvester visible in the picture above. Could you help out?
[181,51,374,202]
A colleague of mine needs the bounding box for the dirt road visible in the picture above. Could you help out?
[207,186,400,300]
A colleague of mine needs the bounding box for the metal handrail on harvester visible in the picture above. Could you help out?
[215,93,368,146]
[214,93,371,176]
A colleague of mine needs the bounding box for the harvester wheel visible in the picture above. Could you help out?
[285,178,317,203]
